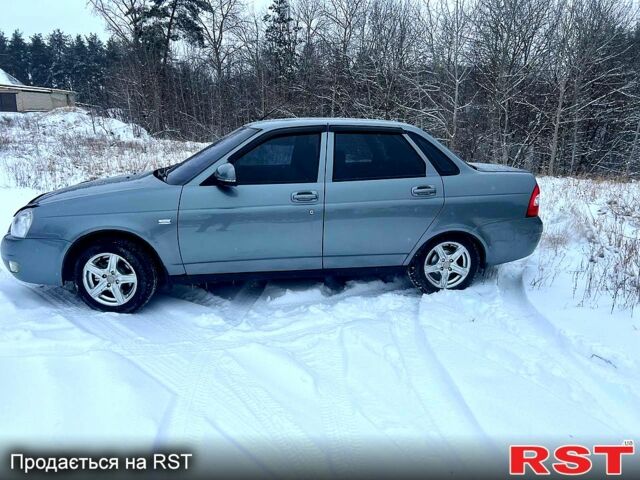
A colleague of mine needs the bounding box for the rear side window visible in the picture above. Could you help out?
[333,133,426,182]
[408,132,460,176]
[232,133,321,185]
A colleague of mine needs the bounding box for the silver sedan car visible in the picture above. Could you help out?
[2,118,542,313]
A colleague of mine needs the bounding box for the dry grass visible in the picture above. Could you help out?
[535,177,640,311]
[0,112,203,190]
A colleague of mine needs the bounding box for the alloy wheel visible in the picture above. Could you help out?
[423,241,471,289]
[82,253,138,306]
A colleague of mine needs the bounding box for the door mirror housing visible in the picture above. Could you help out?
[214,163,237,186]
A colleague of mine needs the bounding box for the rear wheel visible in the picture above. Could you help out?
[408,236,480,294]
[74,239,158,313]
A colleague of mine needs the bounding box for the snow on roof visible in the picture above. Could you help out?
[0,68,24,86]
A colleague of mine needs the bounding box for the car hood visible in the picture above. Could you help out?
[30,171,160,205]
[468,162,529,173]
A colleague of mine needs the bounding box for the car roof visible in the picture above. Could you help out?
[247,117,413,130]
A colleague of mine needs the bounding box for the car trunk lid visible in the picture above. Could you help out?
[468,162,529,173]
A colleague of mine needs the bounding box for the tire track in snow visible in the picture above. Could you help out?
[115,285,288,449]
[155,346,330,475]
[310,327,369,477]
[16,283,402,359]
[164,283,340,474]
[29,271,633,442]
[23,282,317,462]
[5,274,517,471]
[206,353,328,475]
[391,295,496,467]
[169,280,267,326]
[34,278,329,467]
[16,286,242,446]
[24,285,144,341]
[415,266,635,441]
[497,264,640,434]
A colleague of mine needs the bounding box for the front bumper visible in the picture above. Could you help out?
[1,234,70,285]
[478,216,543,265]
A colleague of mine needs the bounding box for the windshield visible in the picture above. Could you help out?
[164,127,259,185]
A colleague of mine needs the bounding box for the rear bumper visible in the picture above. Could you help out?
[477,216,543,266]
[1,235,69,285]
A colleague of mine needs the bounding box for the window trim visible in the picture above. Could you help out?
[328,125,404,134]
[201,126,327,186]
[329,130,429,183]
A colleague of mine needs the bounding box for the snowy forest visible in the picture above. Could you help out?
[1,0,640,177]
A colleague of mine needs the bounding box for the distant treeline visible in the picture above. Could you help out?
[1,0,640,177]
[0,30,117,108]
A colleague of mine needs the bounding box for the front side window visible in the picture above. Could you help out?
[333,132,426,182]
[233,133,321,185]
[166,126,259,184]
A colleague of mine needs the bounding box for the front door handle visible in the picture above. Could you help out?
[411,185,437,197]
[291,190,319,203]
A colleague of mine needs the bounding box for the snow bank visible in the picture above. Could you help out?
[38,107,151,140]
[0,107,204,190]
[0,107,149,142]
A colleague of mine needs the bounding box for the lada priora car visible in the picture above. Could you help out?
[2,118,542,313]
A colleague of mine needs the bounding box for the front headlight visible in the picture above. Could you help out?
[10,209,33,238]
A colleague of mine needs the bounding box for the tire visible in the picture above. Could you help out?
[74,239,158,313]
[407,235,480,295]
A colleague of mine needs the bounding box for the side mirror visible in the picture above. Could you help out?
[214,163,237,186]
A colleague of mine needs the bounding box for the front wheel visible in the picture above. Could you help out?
[408,237,480,294]
[74,239,158,313]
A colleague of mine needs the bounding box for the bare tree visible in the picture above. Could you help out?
[474,0,556,165]
[89,0,150,44]
[82,0,640,177]
[421,0,475,149]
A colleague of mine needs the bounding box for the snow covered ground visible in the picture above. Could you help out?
[0,110,639,475]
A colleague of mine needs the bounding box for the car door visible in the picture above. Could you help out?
[323,126,444,269]
[178,127,327,275]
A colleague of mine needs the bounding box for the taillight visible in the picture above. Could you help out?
[526,183,540,217]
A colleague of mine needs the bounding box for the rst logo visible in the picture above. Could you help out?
[509,441,635,476]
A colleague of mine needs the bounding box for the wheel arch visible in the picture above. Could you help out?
[407,230,487,268]
[62,229,168,284]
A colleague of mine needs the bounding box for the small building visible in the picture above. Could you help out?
[0,68,75,112]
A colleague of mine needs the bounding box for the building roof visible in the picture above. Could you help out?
[0,68,74,94]
[0,68,23,86]
[0,83,75,95]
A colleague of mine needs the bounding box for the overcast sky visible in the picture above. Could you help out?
[0,0,110,39]
[0,0,269,41]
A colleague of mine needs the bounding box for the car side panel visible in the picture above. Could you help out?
[28,181,185,276]
[475,216,543,264]
[404,170,541,265]
[177,131,327,275]
[323,178,445,268]
[177,181,325,274]
[322,132,445,268]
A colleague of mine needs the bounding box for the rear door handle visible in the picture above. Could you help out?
[291,190,319,203]
[411,185,437,197]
